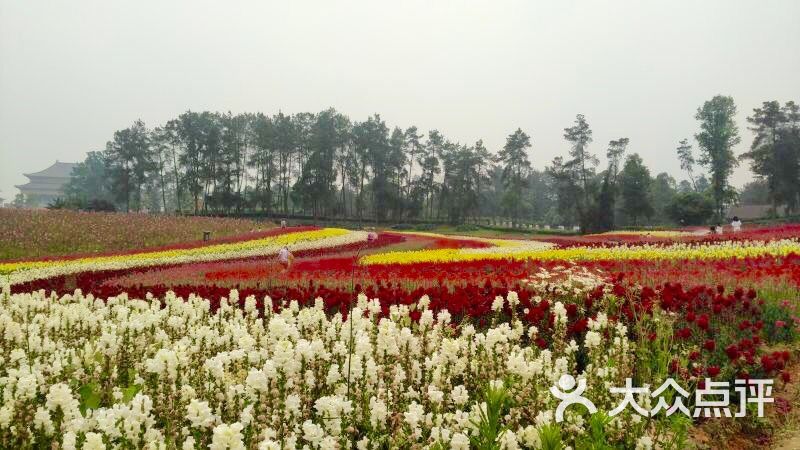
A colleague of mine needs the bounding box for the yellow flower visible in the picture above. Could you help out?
[361,237,800,266]
[3,228,361,283]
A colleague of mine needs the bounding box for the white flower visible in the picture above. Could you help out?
[450,432,470,450]
[257,439,281,450]
[499,429,519,450]
[302,420,325,444]
[506,291,519,307]
[45,383,78,418]
[83,432,106,450]
[491,296,504,312]
[369,397,388,428]
[450,385,469,406]
[428,385,444,404]
[186,399,215,428]
[636,436,654,450]
[418,295,431,310]
[552,302,568,324]
[518,426,540,448]
[210,422,245,450]
[62,431,77,450]
[404,401,425,429]
[245,369,269,393]
[584,330,602,349]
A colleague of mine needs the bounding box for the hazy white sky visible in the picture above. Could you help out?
[1,0,799,202]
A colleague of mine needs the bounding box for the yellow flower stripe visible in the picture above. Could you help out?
[1,228,353,276]
[361,238,800,265]
[585,230,698,238]
[394,231,530,248]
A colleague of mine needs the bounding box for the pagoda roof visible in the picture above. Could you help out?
[23,161,78,179]
[15,182,68,192]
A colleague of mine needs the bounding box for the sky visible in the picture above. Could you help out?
[1,0,799,203]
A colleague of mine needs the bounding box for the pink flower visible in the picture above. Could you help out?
[775,320,786,329]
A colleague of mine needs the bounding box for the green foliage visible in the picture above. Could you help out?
[413,223,437,231]
[469,382,513,450]
[738,179,771,205]
[46,197,69,210]
[649,172,678,224]
[499,129,533,226]
[553,114,599,232]
[758,289,798,344]
[619,153,654,226]
[538,424,565,450]
[64,151,117,208]
[666,191,714,225]
[575,412,616,450]
[105,119,155,212]
[741,100,800,214]
[455,223,479,232]
[694,95,741,220]
[78,383,102,415]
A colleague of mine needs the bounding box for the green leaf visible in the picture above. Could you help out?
[78,383,101,415]
[122,384,142,403]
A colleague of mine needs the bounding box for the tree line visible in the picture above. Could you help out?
[60,95,800,232]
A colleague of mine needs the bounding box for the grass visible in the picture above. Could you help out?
[0,209,271,260]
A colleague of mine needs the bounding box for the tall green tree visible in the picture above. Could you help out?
[417,131,443,219]
[294,109,347,218]
[741,101,800,214]
[676,138,698,191]
[694,95,741,219]
[498,129,532,227]
[619,153,653,225]
[105,119,153,212]
[650,172,678,223]
[64,151,115,206]
[559,114,598,231]
[606,138,629,184]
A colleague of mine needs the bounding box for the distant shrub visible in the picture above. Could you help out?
[83,199,117,212]
[455,224,479,232]
[413,223,437,231]
[667,192,714,225]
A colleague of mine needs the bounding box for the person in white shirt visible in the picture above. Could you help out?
[731,216,742,232]
[278,246,293,272]
[367,229,378,242]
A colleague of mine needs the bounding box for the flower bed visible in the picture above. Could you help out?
[0,209,268,261]
[361,237,800,266]
[2,228,367,286]
[0,262,792,449]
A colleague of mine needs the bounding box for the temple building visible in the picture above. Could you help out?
[15,161,77,207]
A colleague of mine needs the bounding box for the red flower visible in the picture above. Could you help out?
[703,340,716,351]
[669,359,679,374]
[676,327,692,339]
[781,371,791,383]
[697,314,709,331]
[707,366,721,377]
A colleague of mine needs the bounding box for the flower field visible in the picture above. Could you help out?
[2,219,800,448]
[0,209,269,261]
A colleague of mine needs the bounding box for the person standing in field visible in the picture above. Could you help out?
[278,245,294,272]
[731,216,742,232]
